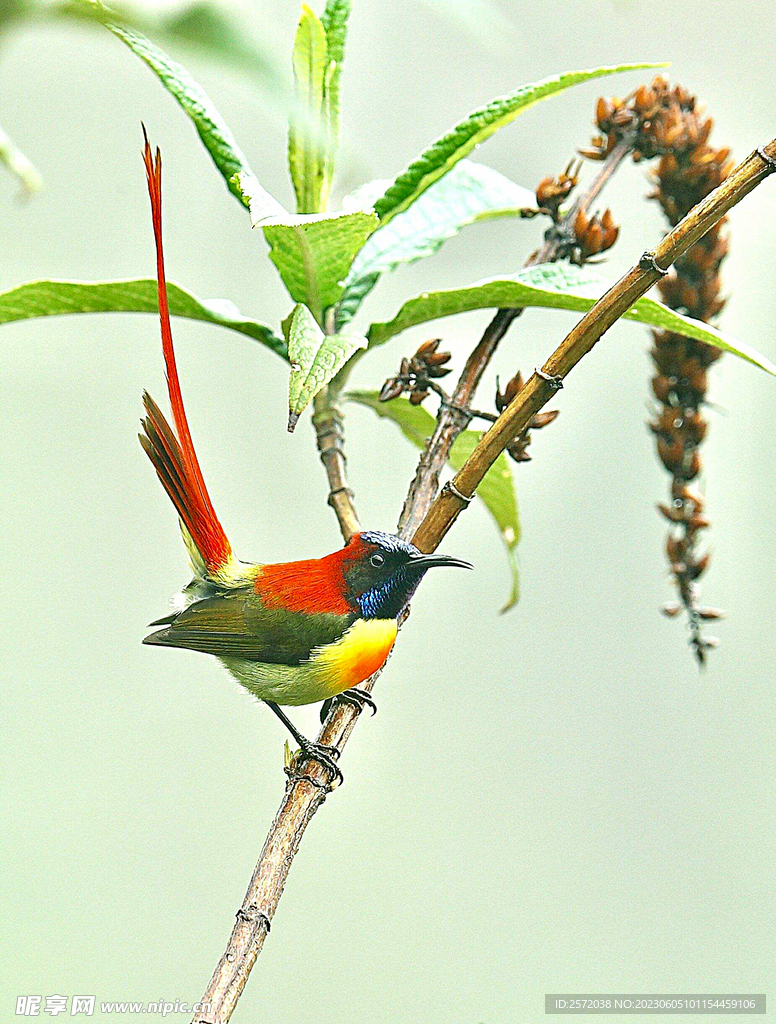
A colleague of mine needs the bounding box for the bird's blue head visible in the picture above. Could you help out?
[342,530,472,620]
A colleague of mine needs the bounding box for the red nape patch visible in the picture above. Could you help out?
[255,535,373,615]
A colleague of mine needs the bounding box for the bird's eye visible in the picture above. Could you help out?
[370,552,385,568]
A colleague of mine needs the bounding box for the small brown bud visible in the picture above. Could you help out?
[687,551,711,579]
[658,435,685,471]
[698,607,726,620]
[688,513,711,531]
[529,409,560,430]
[595,96,615,128]
[379,378,404,402]
[415,338,440,357]
[409,389,428,406]
[573,208,589,238]
[661,602,682,617]
[651,375,674,403]
[658,502,685,523]
[426,350,451,366]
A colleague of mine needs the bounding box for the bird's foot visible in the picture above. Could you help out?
[297,739,344,787]
[341,687,378,714]
[320,687,377,723]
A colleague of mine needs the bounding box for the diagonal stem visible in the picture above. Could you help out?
[397,134,635,537]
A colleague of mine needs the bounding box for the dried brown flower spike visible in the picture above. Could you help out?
[588,75,733,662]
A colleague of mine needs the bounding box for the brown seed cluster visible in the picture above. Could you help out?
[536,160,580,221]
[572,207,619,261]
[379,338,452,406]
[587,75,733,661]
[495,371,559,462]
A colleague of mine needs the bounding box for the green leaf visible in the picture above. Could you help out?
[287,304,366,429]
[320,0,351,194]
[262,209,379,320]
[0,122,42,196]
[373,62,666,225]
[447,428,520,612]
[348,391,520,611]
[368,262,776,375]
[77,0,284,214]
[338,160,535,324]
[0,278,287,359]
[288,4,329,213]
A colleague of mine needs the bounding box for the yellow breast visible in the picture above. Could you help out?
[310,617,398,692]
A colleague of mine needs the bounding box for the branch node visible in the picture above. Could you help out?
[283,764,332,795]
[442,479,474,505]
[639,250,669,276]
[236,904,271,934]
[535,368,565,391]
[328,485,355,503]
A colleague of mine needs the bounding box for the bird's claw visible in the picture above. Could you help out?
[320,688,378,723]
[299,740,344,787]
[339,687,378,715]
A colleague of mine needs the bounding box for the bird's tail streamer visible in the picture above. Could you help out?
[138,129,233,578]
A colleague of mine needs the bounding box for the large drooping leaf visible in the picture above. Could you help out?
[261,210,379,319]
[0,278,287,359]
[287,304,366,430]
[348,391,520,610]
[288,4,329,214]
[337,160,535,324]
[0,122,42,196]
[373,62,666,225]
[368,262,776,374]
[73,0,285,216]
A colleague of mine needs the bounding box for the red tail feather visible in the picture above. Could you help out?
[140,130,232,575]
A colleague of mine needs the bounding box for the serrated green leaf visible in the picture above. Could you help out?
[288,4,329,214]
[0,122,42,196]
[262,209,379,320]
[368,262,776,374]
[287,304,366,428]
[348,390,520,610]
[337,160,535,325]
[0,278,287,359]
[76,0,283,214]
[287,304,325,420]
[373,62,666,225]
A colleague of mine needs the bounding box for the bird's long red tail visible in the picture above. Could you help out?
[139,131,233,577]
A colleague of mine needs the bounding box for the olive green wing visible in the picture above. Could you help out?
[143,591,356,665]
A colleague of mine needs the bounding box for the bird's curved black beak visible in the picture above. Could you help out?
[410,552,473,571]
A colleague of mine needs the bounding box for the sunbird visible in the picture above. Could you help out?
[139,136,471,782]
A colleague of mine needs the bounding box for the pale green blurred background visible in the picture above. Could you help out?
[1,1,774,1021]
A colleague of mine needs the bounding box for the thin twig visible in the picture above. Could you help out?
[397,135,635,537]
[191,139,775,1023]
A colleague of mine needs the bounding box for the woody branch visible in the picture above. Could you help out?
[191,139,776,1024]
